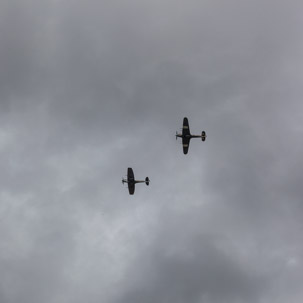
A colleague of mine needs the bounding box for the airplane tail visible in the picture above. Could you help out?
[145,177,150,186]
[201,131,206,141]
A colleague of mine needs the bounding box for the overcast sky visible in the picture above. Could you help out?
[1,0,303,302]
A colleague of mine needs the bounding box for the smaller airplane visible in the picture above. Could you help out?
[176,117,206,154]
[122,167,150,195]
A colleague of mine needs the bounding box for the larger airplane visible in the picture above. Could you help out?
[122,168,150,195]
[176,117,206,154]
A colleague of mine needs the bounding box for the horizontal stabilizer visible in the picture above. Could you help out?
[201,131,206,141]
[145,177,150,186]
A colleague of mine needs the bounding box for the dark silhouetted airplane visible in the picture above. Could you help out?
[176,117,206,154]
[122,168,150,195]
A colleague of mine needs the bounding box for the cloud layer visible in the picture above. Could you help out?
[1,0,303,302]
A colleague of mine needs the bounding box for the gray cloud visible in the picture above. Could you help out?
[1,0,303,302]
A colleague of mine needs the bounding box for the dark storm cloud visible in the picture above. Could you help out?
[1,0,303,302]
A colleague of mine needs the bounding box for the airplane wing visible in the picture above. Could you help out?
[182,137,190,154]
[128,184,135,195]
[127,168,134,181]
[182,117,191,137]
[127,167,135,195]
[182,117,191,154]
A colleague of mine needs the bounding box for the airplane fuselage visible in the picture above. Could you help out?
[176,133,201,139]
[122,179,146,184]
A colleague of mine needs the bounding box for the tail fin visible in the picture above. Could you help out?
[201,131,206,141]
[145,177,150,186]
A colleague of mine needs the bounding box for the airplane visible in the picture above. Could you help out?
[122,167,150,195]
[176,117,206,154]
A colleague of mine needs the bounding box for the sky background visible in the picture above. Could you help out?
[1,0,303,302]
